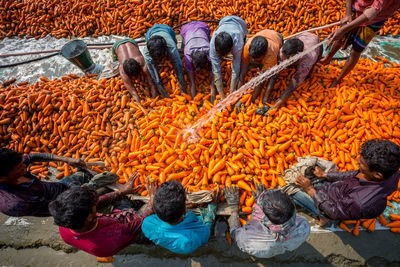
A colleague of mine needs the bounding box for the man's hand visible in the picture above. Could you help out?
[145,176,158,206]
[328,28,346,46]
[341,15,352,26]
[211,186,222,204]
[294,174,316,197]
[223,185,239,212]
[313,166,327,178]
[251,182,265,200]
[120,172,139,195]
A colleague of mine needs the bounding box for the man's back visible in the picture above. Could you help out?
[59,212,145,257]
[314,171,400,220]
[142,212,210,254]
[231,215,310,258]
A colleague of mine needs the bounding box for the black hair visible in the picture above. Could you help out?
[282,38,304,57]
[147,35,168,61]
[49,187,98,230]
[261,189,295,225]
[361,139,400,179]
[192,50,209,70]
[249,36,268,59]
[153,180,186,224]
[214,32,233,57]
[123,58,141,78]
[0,148,22,177]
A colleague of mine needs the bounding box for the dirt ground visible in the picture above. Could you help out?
[0,213,399,267]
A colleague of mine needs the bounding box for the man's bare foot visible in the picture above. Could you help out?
[320,56,332,65]
[329,78,341,88]
[315,216,330,227]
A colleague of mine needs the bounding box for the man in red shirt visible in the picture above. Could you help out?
[321,0,400,87]
[49,173,157,258]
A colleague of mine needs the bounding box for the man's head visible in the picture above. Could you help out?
[261,189,295,225]
[192,50,209,70]
[153,180,186,224]
[281,38,304,60]
[359,139,400,181]
[249,36,268,60]
[123,58,141,78]
[0,148,25,183]
[147,35,168,62]
[215,32,233,57]
[49,187,98,230]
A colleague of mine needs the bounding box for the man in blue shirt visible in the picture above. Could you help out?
[141,180,218,254]
[142,24,187,98]
[209,15,247,102]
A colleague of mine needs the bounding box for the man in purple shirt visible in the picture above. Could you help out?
[293,139,400,226]
[180,21,215,98]
[0,148,91,217]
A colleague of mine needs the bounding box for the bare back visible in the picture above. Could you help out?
[116,42,146,77]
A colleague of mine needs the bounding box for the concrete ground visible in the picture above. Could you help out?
[0,213,400,267]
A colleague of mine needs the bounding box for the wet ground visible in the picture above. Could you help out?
[0,35,399,85]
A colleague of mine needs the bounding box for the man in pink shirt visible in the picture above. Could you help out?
[49,173,157,258]
[321,0,400,87]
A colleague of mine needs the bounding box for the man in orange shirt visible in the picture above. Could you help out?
[238,29,283,104]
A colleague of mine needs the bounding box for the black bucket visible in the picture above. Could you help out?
[61,40,97,73]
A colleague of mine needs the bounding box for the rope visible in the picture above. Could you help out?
[0,52,60,68]
[283,21,340,40]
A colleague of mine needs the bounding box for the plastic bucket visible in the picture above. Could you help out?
[61,40,95,73]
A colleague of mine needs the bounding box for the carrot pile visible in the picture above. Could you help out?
[1,57,400,231]
[0,0,399,39]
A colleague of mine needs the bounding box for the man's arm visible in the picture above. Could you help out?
[237,61,249,90]
[143,47,169,98]
[329,13,371,45]
[210,39,225,99]
[24,153,83,167]
[272,60,312,109]
[259,73,279,104]
[169,46,187,94]
[313,165,358,182]
[223,186,241,234]
[143,65,159,98]
[294,174,356,220]
[97,173,141,210]
[200,203,217,231]
[187,71,196,98]
[147,59,169,98]
[230,48,243,92]
[119,65,141,103]
[342,0,354,25]
[326,170,359,182]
